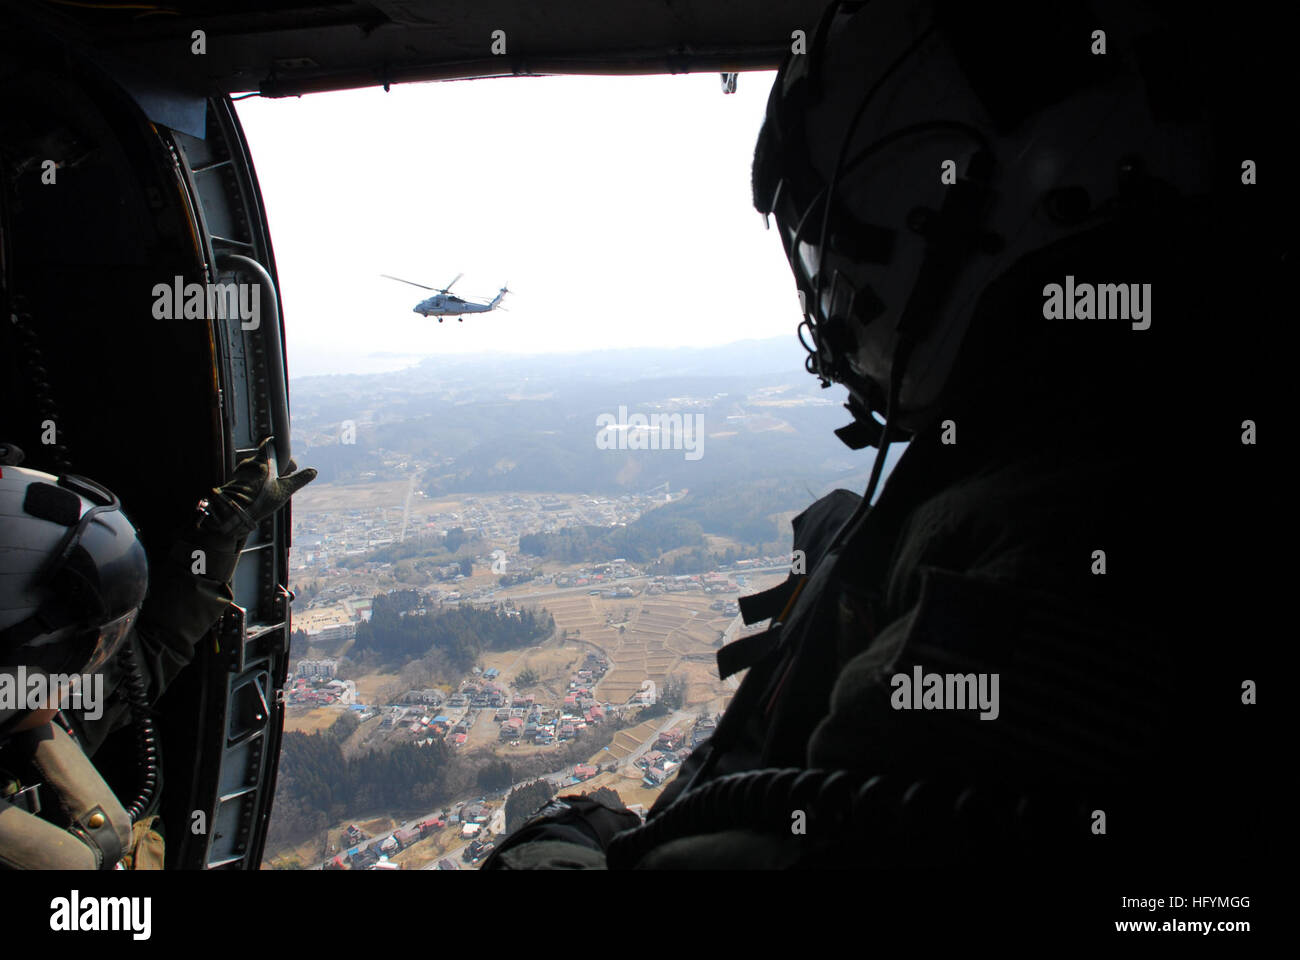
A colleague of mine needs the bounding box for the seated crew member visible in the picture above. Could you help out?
[0,438,314,868]
[482,0,1263,869]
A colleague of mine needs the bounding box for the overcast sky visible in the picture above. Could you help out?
[234,71,807,379]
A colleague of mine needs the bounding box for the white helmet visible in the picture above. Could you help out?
[754,0,1219,451]
[0,461,147,735]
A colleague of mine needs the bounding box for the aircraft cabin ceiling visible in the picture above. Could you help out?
[11,1,827,97]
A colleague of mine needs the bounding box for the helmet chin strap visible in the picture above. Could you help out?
[821,331,915,557]
[861,333,914,506]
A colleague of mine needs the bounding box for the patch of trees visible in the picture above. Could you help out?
[268,715,453,849]
[640,674,687,719]
[520,510,705,564]
[267,710,636,853]
[653,480,804,546]
[505,779,557,833]
[351,592,554,669]
[647,547,716,577]
[583,787,627,810]
[660,674,687,710]
[476,758,515,793]
[515,667,539,687]
[501,769,637,835]
[336,526,484,570]
[329,710,361,742]
[523,481,813,563]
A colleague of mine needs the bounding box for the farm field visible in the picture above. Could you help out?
[515,573,783,709]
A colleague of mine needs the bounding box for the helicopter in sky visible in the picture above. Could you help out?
[381,271,509,321]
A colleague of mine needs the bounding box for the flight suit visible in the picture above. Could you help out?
[0,439,310,868]
[486,310,1241,869]
[0,530,238,869]
[65,532,240,758]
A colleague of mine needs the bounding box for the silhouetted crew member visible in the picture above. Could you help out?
[483,0,1272,869]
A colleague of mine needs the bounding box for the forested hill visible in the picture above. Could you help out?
[351,590,554,668]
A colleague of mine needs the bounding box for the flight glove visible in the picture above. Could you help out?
[198,437,316,541]
[479,791,642,870]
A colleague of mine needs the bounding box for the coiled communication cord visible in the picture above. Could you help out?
[119,646,159,823]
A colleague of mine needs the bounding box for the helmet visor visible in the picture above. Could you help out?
[2,607,137,679]
[83,608,138,675]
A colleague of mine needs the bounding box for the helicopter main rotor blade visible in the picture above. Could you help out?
[439,272,464,294]
[381,273,437,290]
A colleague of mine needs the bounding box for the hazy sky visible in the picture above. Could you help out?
[234,71,808,379]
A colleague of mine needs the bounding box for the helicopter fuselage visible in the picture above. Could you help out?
[415,294,493,317]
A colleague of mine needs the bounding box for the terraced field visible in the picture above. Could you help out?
[517,575,783,708]
[604,718,665,760]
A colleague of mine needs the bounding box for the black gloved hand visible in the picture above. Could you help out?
[534,792,643,848]
[480,790,642,870]
[199,437,316,540]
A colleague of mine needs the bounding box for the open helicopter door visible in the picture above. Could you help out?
[0,14,296,868]
[157,98,296,870]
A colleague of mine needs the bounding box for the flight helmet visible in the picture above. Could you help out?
[753,0,1218,457]
[0,459,148,736]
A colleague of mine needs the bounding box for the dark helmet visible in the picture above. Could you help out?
[753,0,1218,448]
[0,463,148,735]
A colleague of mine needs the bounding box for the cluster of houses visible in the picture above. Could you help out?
[637,727,690,786]
[691,714,718,748]
[554,559,642,591]
[344,824,368,846]
[458,670,506,709]
[402,710,474,747]
[497,653,611,746]
[285,676,357,707]
[700,573,742,595]
[463,836,495,863]
[329,819,438,870]
[495,698,600,746]
[375,654,625,751]
[456,801,493,836]
[297,658,339,679]
[636,559,791,597]
[642,574,731,596]
[328,799,498,870]
[577,653,609,684]
[634,716,719,787]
